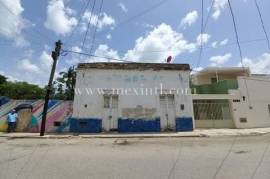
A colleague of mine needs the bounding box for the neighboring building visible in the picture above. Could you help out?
[192,67,250,85]
[192,67,270,129]
[72,62,194,133]
[229,75,270,128]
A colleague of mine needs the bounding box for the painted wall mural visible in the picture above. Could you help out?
[0,100,73,133]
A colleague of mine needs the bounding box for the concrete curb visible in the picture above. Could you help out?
[1,129,270,139]
[1,133,203,139]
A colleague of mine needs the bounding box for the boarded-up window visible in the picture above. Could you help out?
[159,94,175,108]
[104,95,110,108]
[167,94,175,108]
[112,95,118,109]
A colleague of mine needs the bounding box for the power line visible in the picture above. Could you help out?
[89,0,104,54]
[254,0,270,51]
[81,0,96,50]
[62,37,268,56]
[61,49,135,63]
[228,0,252,107]
[64,0,92,45]
[228,0,244,63]
[203,0,215,31]
[96,0,169,37]
[196,0,205,68]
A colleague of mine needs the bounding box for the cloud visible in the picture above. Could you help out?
[212,0,228,20]
[196,33,211,45]
[220,38,228,46]
[0,0,29,46]
[44,0,78,35]
[211,38,229,48]
[240,53,270,74]
[18,59,41,74]
[179,10,198,29]
[81,11,115,31]
[124,23,196,63]
[106,34,112,40]
[15,50,58,86]
[212,41,218,48]
[65,46,82,65]
[87,44,120,62]
[118,3,128,13]
[209,53,232,66]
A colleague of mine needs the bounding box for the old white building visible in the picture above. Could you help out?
[72,62,194,133]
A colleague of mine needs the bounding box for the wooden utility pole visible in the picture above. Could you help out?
[40,40,62,136]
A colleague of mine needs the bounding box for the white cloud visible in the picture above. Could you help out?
[65,46,82,65]
[88,44,120,62]
[44,0,78,35]
[196,33,211,45]
[106,34,112,40]
[209,53,232,66]
[0,0,29,46]
[240,53,270,74]
[211,38,229,48]
[212,41,218,48]
[118,3,128,13]
[212,0,227,20]
[220,38,228,46]
[18,59,41,74]
[179,10,198,29]
[15,50,58,86]
[124,23,196,63]
[82,11,115,31]
[39,51,52,70]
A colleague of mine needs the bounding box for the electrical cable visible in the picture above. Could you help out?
[96,0,169,37]
[254,0,270,51]
[64,0,92,45]
[228,0,252,107]
[196,0,205,68]
[61,49,135,63]
[81,0,96,50]
[89,0,104,55]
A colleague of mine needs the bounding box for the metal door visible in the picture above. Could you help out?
[159,94,176,131]
[103,94,119,131]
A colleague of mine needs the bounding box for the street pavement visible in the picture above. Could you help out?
[0,134,270,179]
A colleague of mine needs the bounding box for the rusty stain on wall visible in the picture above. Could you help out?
[122,105,156,119]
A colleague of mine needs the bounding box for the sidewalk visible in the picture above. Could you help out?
[1,128,270,139]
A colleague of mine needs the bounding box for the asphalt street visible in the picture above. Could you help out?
[0,134,269,179]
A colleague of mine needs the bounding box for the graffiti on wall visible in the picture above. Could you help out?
[0,100,73,133]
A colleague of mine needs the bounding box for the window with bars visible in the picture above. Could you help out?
[103,95,118,109]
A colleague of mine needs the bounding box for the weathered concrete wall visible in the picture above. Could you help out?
[73,69,194,131]
[0,100,73,132]
[229,76,270,128]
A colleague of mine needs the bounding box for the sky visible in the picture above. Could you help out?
[0,0,270,86]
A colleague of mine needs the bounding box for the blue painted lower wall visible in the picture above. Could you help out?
[118,118,161,133]
[175,117,193,131]
[69,118,102,133]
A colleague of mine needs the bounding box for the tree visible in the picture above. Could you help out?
[53,66,76,100]
[0,74,7,85]
[0,81,45,99]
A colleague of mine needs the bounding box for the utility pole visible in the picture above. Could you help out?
[40,40,62,136]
